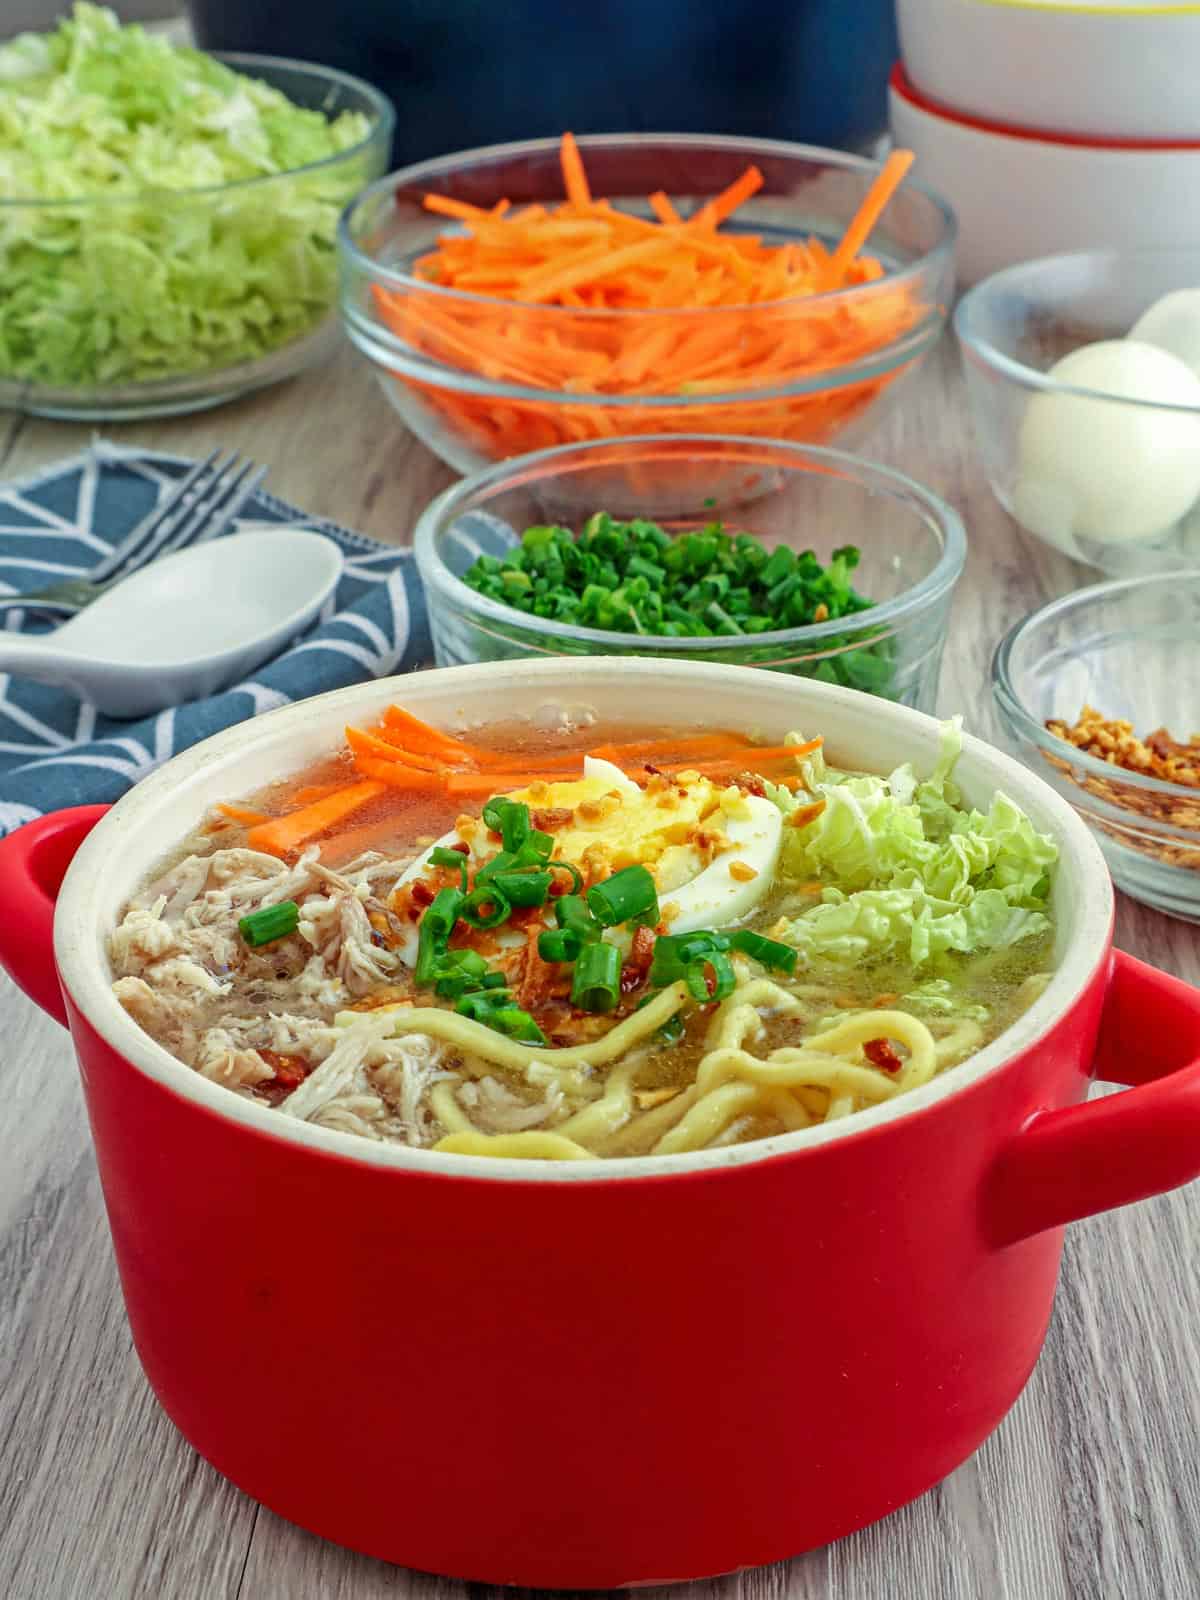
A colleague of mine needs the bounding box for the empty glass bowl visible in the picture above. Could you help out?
[956,251,1200,577]
[413,433,966,711]
[339,134,955,476]
[992,571,1200,921]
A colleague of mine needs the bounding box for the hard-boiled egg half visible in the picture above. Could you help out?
[390,756,783,966]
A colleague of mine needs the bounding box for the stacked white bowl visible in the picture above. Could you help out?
[890,0,1200,285]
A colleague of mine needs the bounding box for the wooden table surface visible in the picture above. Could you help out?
[2,342,1198,1600]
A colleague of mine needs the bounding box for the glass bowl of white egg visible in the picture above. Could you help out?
[955,251,1200,576]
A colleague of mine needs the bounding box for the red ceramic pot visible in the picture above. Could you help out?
[2,661,1199,1588]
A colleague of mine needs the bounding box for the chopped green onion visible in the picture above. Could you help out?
[490,1007,547,1044]
[456,990,511,1020]
[571,940,622,1013]
[516,829,555,865]
[461,884,511,929]
[729,928,798,973]
[648,929,730,987]
[238,900,299,948]
[586,864,658,928]
[538,927,581,964]
[458,514,879,684]
[475,849,518,883]
[556,894,602,942]
[483,797,531,854]
[428,845,469,890]
[423,888,464,944]
[685,950,736,1003]
[481,971,509,989]
[415,888,465,984]
[433,948,491,997]
[548,859,583,894]
[490,869,553,908]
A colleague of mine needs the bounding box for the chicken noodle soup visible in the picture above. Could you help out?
[108,706,1059,1159]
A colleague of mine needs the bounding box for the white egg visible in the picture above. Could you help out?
[1129,289,1200,380]
[1015,339,1200,547]
[662,795,783,935]
[581,755,641,794]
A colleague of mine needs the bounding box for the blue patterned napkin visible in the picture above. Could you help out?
[0,442,432,835]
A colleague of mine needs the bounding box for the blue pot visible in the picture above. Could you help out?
[187,0,898,162]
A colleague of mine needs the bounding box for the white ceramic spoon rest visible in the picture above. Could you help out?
[0,528,343,719]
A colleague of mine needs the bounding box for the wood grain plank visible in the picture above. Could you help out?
[0,348,458,551]
[0,995,257,1600]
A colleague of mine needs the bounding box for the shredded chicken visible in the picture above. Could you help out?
[457,1075,566,1133]
[109,835,450,1148]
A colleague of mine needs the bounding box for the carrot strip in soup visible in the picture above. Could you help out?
[246,781,387,858]
[216,803,271,826]
[380,706,481,763]
[290,782,350,807]
[346,724,446,772]
[352,754,444,791]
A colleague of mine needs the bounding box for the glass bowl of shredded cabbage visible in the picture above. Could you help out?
[0,5,393,419]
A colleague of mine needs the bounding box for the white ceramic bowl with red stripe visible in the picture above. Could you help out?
[1,658,1199,1586]
[897,0,1200,143]
[889,65,1200,286]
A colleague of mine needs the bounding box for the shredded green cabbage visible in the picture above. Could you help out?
[0,4,380,390]
[774,718,1059,969]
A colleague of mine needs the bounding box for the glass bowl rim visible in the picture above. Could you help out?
[413,431,967,655]
[0,51,395,210]
[955,248,1200,418]
[337,131,957,322]
[991,569,1200,818]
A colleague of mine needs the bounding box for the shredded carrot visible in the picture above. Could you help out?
[216,803,270,826]
[690,164,765,231]
[823,149,914,287]
[246,781,386,858]
[375,134,922,458]
[559,131,592,209]
[648,189,681,225]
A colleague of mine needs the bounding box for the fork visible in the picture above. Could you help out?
[0,451,268,618]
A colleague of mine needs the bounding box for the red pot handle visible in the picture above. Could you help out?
[0,806,110,1027]
[985,950,1200,1246]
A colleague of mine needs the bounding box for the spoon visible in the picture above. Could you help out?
[0,528,343,719]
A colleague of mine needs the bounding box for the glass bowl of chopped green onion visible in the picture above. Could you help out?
[0,7,393,420]
[413,433,965,709]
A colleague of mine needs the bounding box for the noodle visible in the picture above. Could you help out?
[404,982,943,1160]
[344,983,688,1079]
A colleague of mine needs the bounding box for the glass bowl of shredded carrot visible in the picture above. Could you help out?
[993,570,1200,921]
[413,432,965,712]
[338,133,956,474]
